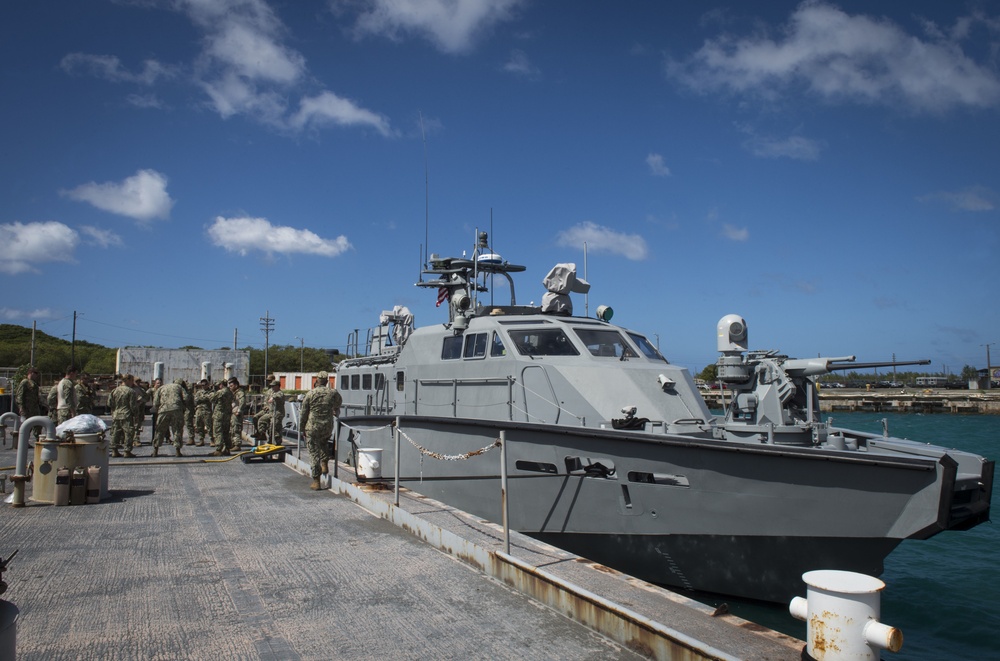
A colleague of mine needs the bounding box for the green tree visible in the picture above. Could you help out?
[697,364,718,382]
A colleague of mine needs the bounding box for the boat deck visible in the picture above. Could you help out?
[1,429,804,660]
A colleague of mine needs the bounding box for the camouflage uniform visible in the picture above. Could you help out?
[56,374,78,424]
[108,380,138,456]
[14,370,42,441]
[46,386,58,425]
[131,382,148,445]
[299,372,342,486]
[152,380,186,456]
[181,381,196,444]
[193,385,213,446]
[230,387,246,448]
[255,382,285,442]
[75,379,96,415]
[207,383,234,454]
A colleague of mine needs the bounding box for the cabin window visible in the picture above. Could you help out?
[509,328,579,356]
[362,374,372,390]
[395,371,405,392]
[627,472,689,488]
[441,335,463,360]
[573,328,636,359]
[491,331,507,357]
[463,332,488,359]
[375,373,385,390]
[339,375,348,390]
[350,374,360,390]
[565,456,616,478]
[627,332,668,363]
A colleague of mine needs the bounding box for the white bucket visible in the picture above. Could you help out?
[357,448,382,479]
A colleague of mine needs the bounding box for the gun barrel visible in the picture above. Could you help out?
[827,359,931,372]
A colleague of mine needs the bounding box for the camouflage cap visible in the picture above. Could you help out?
[317,371,329,380]
[270,379,280,387]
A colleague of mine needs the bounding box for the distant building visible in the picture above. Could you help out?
[115,348,250,384]
[272,372,335,391]
[915,376,948,387]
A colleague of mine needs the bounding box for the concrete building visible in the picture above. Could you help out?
[116,348,250,384]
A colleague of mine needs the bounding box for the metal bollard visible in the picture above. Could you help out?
[789,569,902,660]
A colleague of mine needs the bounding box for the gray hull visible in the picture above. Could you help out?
[334,415,973,603]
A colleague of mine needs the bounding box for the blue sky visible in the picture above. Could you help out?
[2,0,998,376]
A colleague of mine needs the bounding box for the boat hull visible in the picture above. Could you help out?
[330,414,966,603]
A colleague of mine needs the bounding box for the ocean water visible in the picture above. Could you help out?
[696,412,999,660]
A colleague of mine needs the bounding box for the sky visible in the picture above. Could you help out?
[1,0,999,376]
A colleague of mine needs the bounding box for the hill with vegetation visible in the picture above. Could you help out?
[0,324,340,384]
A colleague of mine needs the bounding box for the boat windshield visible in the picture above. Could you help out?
[627,332,668,363]
[508,328,580,356]
[573,328,637,359]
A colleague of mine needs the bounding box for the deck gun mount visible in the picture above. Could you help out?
[714,314,930,445]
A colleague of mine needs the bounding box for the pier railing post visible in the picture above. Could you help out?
[394,416,401,507]
[500,430,510,555]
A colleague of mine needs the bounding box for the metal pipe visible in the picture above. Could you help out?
[0,412,18,449]
[11,416,57,508]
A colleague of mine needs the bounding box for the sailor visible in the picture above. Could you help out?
[14,366,42,442]
[299,371,342,490]
[108,375,139,458]
[55,365,79,424]
[254,379,285,443]
[152,378,186,457]
[192,379,212,447]
[207,379,235,456]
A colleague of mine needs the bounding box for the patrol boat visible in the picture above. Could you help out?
[328,232,993,603]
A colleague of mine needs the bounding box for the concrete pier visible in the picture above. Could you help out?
[0,436,805,660]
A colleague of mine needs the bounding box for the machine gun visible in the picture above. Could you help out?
[781,356,931,377]
[713,314,934,445]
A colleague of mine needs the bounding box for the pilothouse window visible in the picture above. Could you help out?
[628,332,668,363]
[573,328,636,359]
[441,335,463,360]
[509,328,579,356]
[463,332,488,359]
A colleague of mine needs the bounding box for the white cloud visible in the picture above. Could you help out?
[918,185,996,212]
[721,223,749,242]
[0,221,78,275]
[290,91,392,135]
[346,0,525,53]
[60,53,175,85]
[667,2,1000,113]
[205,21,305,84]
[208,216,352,257]
[0,307,56,321]
[63,169,175,223]
[80,226,125,248]
[738,125,822,160]
[555,221,649,261]
[503,49,540,79]
[646,153,672,177]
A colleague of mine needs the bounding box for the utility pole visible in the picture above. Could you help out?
[260,311,274,382]
[71,310,77,367]
[295,337,304,372]
[30,320,36,367]
[983,343,995,390]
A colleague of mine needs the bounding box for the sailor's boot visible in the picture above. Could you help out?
[175,446,183,457]
[321,459,329,475]
[111,448,122,458]
[152,447,159,457]
[309,478,321,491]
